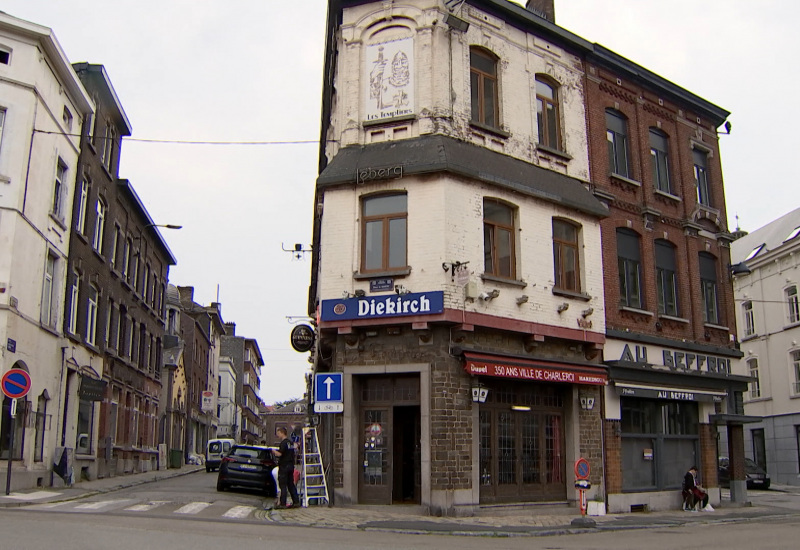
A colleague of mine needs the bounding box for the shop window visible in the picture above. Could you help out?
[76,398,94,454]
[620,398,699,492]
[655,239,678,316]
[606,109,630,178]
[617,228,642,309]
[552,219,580,292]
[470,47,499,128]
[361,193,407,273]
[484,199,516,279]
[699,253,719,324]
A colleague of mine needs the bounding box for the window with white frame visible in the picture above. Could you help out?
[743,300,755,337]
[788,285,800,324]
[792,350,800,396]
[41,252,57,327]
[86,285,98,346]
[52,159,68,220]
[67,272,79,334]
[92,198,106,253]
[75,178,89,234]
[747,358,761,399]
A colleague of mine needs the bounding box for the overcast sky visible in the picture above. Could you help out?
[5,1,798,404]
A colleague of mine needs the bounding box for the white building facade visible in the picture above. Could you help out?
[732,207,800,486]
[0,13,93,491]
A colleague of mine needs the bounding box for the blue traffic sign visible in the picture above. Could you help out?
[1,369,31,399]
[315,373,343,403]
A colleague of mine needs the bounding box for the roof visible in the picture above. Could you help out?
[731,207,800,265]
[0,12,93,116]
[72,63,132,136]
[318,134,609,218]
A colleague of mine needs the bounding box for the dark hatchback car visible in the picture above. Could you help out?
[718,457,771,490]
[216,445,277,495]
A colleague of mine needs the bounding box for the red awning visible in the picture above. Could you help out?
[463,352,607,386]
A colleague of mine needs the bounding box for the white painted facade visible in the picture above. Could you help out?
[327,1,590,181]
[318,0,603,336]
[0,13,93,491]
[731,207,800,485]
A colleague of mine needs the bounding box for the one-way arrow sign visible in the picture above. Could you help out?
[314,372,343,413]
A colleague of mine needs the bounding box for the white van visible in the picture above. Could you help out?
[206,439,236,472]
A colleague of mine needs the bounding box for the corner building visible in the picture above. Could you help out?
[311,0,609,515]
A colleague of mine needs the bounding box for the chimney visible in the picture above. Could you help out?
[525,0,555,23]
[177,286,194,305]
[225,322,236,336]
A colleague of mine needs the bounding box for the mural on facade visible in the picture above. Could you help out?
[365,37,414,121]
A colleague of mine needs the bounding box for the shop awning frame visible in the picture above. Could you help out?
[460,350,607,386]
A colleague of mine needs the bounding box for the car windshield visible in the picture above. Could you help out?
[744,458,760,469]
[231,447,267,459]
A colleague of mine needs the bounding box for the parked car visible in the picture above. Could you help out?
[718,457,771,490]
[216,444,277,495]
[206,438,235,472]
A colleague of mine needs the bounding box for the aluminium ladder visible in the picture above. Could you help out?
[301,427,330,507]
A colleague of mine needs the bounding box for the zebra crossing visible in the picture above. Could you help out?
[23,498,262,521]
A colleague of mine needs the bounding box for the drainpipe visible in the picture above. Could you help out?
[22,99,39,215]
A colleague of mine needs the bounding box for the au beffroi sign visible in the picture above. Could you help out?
[605,340,733,375]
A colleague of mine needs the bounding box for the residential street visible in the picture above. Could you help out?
[2,469,800,548]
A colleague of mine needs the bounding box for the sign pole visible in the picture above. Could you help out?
[5,399,16,495]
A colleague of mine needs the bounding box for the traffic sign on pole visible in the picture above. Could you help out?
[1,369,31,399]
[314,373,343,413]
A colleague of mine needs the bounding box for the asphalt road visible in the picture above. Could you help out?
[1,509,799,550]
[3,471,800,549]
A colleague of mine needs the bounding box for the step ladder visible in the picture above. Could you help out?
[301,427,329,507]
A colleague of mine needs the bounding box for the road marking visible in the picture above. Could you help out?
[174,502,212,514]
[222,505,256,518]
[74,499,131,510]
[125,501,169,512]
[2,491,62,501]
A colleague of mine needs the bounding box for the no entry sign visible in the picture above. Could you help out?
[1,369,31,399]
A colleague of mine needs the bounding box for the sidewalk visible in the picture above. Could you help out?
[264,485,800,537]
[0,465,204,508]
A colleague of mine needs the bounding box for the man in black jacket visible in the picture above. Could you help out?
[273,427,301,509]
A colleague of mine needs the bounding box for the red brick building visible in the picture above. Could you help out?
[583,46,752,512]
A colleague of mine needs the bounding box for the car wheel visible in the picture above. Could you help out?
[206,465,211,473]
